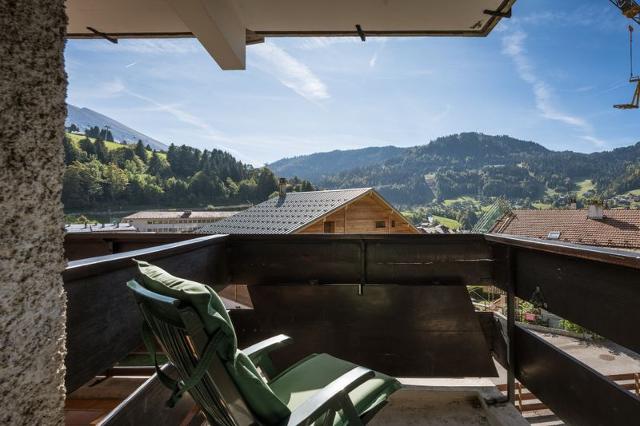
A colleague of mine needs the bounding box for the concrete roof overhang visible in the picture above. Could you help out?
[66,0,516,70]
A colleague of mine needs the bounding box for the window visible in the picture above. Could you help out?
[391,220,396,228]
[375,220,386,229]
[324,221,335,233]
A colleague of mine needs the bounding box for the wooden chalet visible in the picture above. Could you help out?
[199,188,419,235]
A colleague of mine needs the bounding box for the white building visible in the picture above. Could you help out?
[123,210,237,233]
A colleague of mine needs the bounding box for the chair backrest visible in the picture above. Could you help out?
[127,280,256,426]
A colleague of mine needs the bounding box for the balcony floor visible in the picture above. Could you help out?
[66,377,528,426]
[370,379,528,426]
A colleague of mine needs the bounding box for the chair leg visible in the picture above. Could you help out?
[339,396,363,425]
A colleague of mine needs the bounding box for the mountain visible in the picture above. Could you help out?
[269,146,404,183]
[273,132,640,207]
[66,104,167,150]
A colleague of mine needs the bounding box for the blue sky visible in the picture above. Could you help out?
[66,0,640,166]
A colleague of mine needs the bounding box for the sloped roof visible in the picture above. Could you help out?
[490,209,640,250]
[65,223,137,233]
[123,211,237,220]
[198,188,372,234]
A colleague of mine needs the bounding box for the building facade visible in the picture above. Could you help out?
[123,210,237,233]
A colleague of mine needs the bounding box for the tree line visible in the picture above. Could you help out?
[62,133,314,210]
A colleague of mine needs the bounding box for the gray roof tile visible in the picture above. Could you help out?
[198,188,372,234]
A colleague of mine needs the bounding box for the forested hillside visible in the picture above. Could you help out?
[62,133,280,210]
[269,146,404,183]
[316,133,640,206]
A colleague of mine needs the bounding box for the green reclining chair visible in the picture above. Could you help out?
[127,260,400,425]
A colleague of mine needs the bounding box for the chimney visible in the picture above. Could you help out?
[587,201,604,220]
[278,178,287,197]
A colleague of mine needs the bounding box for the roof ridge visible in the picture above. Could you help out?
[287,187,372,194]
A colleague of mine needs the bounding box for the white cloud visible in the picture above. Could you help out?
[89,79,126,98]
[251,41,330,101]
[501,29,605,148]
[294,36,388,50]
[580,135,606,148]
[369,52,378,68]
[122,89,244,156]
[295,37,361,50]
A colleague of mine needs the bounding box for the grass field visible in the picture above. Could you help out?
[432,215,461,229]
[66,132,164,158]
[575,179,595,198]
[532,202,552,210]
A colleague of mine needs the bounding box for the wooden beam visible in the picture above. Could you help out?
[344,206,347,234]
[166,0,246,70]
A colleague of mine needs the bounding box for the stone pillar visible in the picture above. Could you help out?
[0,0,68,424]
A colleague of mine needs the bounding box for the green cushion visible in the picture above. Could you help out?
[133,260,290,424]
[269,353,401,424]
[133,259,236,359]
[232,351,291,423]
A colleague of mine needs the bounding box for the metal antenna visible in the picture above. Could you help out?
[630,25,634,80]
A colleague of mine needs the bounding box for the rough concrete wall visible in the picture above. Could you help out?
[0,0,68,424]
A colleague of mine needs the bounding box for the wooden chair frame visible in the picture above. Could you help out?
[127,280,375,425]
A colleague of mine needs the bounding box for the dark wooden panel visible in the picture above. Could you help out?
[231,284,497,377]
[227,234,494,286]
[476,311,508,368]
[65,232,198,260]
[485,313,640,425]
[366,236,493,285]
[98,365,196,426]
[515,325,640,426]
[227,236,362,284]
[514,249,640,355]
[64,236,228,392]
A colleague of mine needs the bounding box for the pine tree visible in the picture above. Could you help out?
[135,139,148,162]
[63,136,79,164]
[78,137,96,156]
[255,168,278,202]
[94,139,110,163]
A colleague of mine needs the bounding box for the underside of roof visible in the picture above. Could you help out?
[66,0,516,69]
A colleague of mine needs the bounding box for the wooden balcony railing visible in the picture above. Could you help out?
[63,233,640,426]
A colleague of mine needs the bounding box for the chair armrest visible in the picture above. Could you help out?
[282,367,374,426]
[242,334,293,378]
[243,334,292,360]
